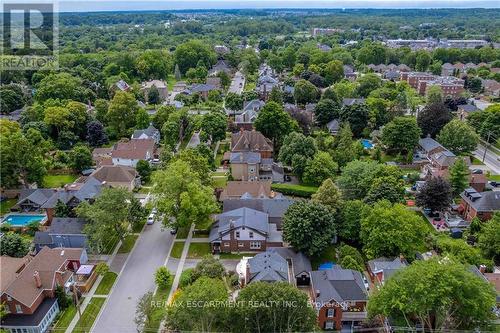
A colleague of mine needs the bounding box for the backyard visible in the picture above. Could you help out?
[43,174,78,188]
[0,199,16,215]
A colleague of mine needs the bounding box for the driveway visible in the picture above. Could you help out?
[92,222,174,333]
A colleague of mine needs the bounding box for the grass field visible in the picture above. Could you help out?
[94,272,117,295]
[43,174,78,188]
[53,304,77,332]
[271,183,318,197]
[187,242,211,259]
[118,234,138,253]
[489,174,500,181]
[0,199,16,215]
[170,242,185,259]
[72,297,105,333]
[212,176,228,188]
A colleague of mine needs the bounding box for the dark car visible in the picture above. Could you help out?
[170,228,178,235]
[489,181,500,187]
[471,169,483,174]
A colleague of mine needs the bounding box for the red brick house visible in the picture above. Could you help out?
[1,247,87,333]
[310,268,369,331]
[367,257,407,285]
[459,188,500,221]
[208,207,283,253]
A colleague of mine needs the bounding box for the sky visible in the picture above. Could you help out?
[53,0,500,12]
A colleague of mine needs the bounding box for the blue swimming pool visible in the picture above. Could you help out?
[361,139,374,149]
[2,214,46,227]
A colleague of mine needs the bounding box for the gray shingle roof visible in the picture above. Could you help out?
[247,251,288,283]
[327,119,340,132]
[311,268,368,303]
[229,152,261,164]
[419,137,443,153]
[268,247,311,276]
[209,207,269,242]
[48,218,87,234]
[132,125,159,139]
[222,197,294,219]
[457,104,479,113]
[342,98,365,106]
[460,189,500,212]
[367,257,407,280]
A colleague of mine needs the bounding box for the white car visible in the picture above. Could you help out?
[147,214,155,225]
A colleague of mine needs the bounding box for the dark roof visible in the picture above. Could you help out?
[460,188,500,212]
[268,247,311,276]
[132,125,159,139]
[327,119,340,132]
[311,267,368,303]
[367,257,407,280]
[229,152,261,164]
[191,83,217,93]
[209,207,269,242]
[342,98,365,106]
[457,104,479,113]
[231,130,273,153]
[419,137,443,153]
[222,196,294,219]
[34,231,52,245]
[247,251,288,283]
[1,298,57,328]
[48,218,87,234]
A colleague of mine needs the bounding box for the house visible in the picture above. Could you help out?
[89,165,140,191]
[459,188,500,221]
[14,178,103,224]
[234,100,265,130]
[237,247,311,286]
[219,181,272,201]
[111,139,156,167]
[131,125,161,144]
[342,98,365,107]
[114,79,131,92]
[206,77,222,90]
[222,192,294,229]
[310,267,369,331]
[229,130,274,181]
[418,137,446,158]
[140,80,168,103]
[367,257,407,285]
[33,218,88,252]
[326,119,340,135]
[457,104,479,121]
[0,247,87,333]
[214,45,230,55]
[343,65,357,81]
[208,59,231,76]
[92,147,113,167]
[483,79,500,97]
[256,72,279,100]
[208,207,283,254]
[190,83,217,100]
[441,63,455,76]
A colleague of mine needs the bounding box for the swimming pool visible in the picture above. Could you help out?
[2,214,46,227]
[361,139,374,149]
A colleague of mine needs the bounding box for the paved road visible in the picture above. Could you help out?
[473,143,500,174]
[229,71,245,94]
[92,222,174,333]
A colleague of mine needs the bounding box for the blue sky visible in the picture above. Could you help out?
[57,0,500,12]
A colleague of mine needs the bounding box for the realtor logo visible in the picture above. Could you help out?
[1,1,59,70]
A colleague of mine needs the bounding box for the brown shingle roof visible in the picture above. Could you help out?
[219,181,272,200]
[0,256,30,293]
[90,165,137,184]
[2,247,83,307]
[111,139,155,160]
[231,130,273,153]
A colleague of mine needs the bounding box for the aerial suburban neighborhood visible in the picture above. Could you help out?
[0,2,499,333]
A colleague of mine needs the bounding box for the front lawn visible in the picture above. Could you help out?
[43,174,78,188]
[176,227,190,239]
[94,272,117,295]
[53,304,77,331]
[72,297,105,333]
[143,285,171,333]
[0,199,16,216]
[470,156,485,165]
[170,242,185,259]
[311,245,338,270]
[488,174,500,181]
[118,234,138,253]
[187,242,211,259]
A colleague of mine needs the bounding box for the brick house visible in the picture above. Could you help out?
[0,247,87,333]
[459,188,500,221]
[310,268,369,331]
[367,257,407,285]
[208,207,283,253]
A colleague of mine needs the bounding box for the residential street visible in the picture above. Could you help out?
[92,222,174,333]
[473,143,500,174]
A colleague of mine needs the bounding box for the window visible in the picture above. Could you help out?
[250,241,261,249]
[15,304,22,313]
[327,308,335,318]
[235,231,240,238]
[249,232,254,238]
[325,321,334,330]
[238,242,244,247]
[224,243,230,247]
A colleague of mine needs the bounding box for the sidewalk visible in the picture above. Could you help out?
[167,223,194,302]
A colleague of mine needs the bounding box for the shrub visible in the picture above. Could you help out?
[154,267,172,289]
[179,268,194,288]
[271,183,318,198]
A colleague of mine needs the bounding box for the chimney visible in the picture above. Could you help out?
[33,271,42,288]
[479,265,486,274]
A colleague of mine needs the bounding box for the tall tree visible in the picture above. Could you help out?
[201,111,227,143]
[339,200,368,244]
[381,116,421,154]
[323,60,344,85]
[107,91,138,137]
[0,232,31,257]
[254,101,298,148]
[311,178,343,214]
[86,120,108,147]
[302,152,338,186]
[417,102,452,138]
[314,98,340,126]
[283,201,337,257]
[477,213,500,264]
[69,145,93,172]
[449,159,470,196]
[278,132,317,178]
[368,259,496,330]
[416,177,453,212]
[293,79,319,105]
[437,119,479,155]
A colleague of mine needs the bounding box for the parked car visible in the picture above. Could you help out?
[488,181,499,187]
[147,214,155,225]
[471,169,483,174]
[170,227,178,235]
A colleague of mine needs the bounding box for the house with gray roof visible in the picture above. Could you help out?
[209,207,283,254]
[457,104,479,121]
[237,247,311,286]
[327,119,341,135]
[34,218,88,253]
[310,267,369,331]
[460,188,500,221]
[418,136,446,157]
[131,125,160,144]
[367,257,407,285]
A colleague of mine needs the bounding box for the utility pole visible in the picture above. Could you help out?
[73,282,82,318]
[482,131,491,163]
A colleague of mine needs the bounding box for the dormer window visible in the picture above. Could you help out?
[235,231,240,238]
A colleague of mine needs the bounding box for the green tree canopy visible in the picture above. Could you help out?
[311,178,343,214]
[437,119,479,155]
[278,132,317,178]
[381,116,421,153]
[254,101,298,148]
[416,176,453,212]
[302,152,338,186]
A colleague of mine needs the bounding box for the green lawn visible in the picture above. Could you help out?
[132,220,146,233]
[137,186,151,194]
[311,245,338,270]
[0,198,16,215]
[72,297,105,333]
[94,272,117,295]
[99,236,119,255]
[176,227,190,239]
[43,174,78,188]
[187,242,211,259]
[170,242,185,259]
[488,174,500,181]
[143,285,171,333]
[470,156,485,165]
[212,176,228,188]
[118,235,138,253]
[53,304,77,332]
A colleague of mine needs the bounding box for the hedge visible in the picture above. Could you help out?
[271,183,318,198]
